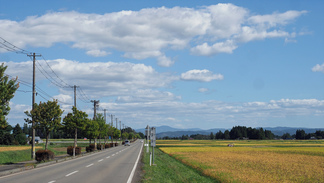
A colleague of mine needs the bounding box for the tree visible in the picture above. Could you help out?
[0,63,19,129]
[295,129,306,140]
[62,106,88,156]
[223,130,230,139]
[210,132,214,140]
[84,119,100,145]
[24,100,64,150]
[12,123,26,145]
[12,123,23,137]
[95,113,106,147]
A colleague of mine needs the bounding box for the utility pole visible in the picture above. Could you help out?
[119,121,122,142]
[104,109,107,123]
[91,100,99,120]
[110,114,114,126]
[27,52,41,159]
[115,118,118,144]
[73,85,79,108]
[72,85,80,157]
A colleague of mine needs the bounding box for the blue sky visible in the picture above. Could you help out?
[1,0,323,130]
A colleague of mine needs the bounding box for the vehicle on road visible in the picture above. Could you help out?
[124,140,130,146]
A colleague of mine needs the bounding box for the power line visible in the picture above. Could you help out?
[0,36,32,54]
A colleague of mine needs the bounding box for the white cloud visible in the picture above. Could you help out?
[0,4,306,64]
[181,69,224,82]
[312,63,324,73]
[191,40,238,56]
[198,88,209,93]
[3,59,178,98]
[86,50,110,57]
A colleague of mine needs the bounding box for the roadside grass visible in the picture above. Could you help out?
[141,147,218,183]
[0,149,33,164]
[0,140,118,164]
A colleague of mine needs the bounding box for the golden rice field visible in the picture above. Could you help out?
[0,146,42,152]
[158,140,324,183]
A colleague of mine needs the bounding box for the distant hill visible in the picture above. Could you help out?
[135,125,324,138]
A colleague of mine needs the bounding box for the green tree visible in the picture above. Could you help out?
[223,130,230,140]
[24,100,64,150]
[62,106,88,156]
[0,63,19,129]
[113,128,121,143]
[12,123,23,137]
[95,113,106,147]
[295,129,306,139]
[122,132,129,140]
[209,132,214,140]
[84,119,100,145]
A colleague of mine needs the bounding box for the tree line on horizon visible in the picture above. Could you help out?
[161,126,324,140]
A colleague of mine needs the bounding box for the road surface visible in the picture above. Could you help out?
[0,140,143,183]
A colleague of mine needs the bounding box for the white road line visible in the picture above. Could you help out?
[98,159,103,162]
[127,143,143,183]
[65,171,78,177]
[48,181,56,183]
[86,163,94,167]
[112,154,115,156]
[106,156,110,158]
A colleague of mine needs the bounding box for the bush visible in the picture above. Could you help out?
[105,143,111,148]
[35,150,54,162]
[86,144,96,152]
[67,146,82,156]
[97,144,104,150]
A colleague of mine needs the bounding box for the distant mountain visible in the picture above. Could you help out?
[263,127,324,136]
[135,125,203,134]
[135,125,324,138]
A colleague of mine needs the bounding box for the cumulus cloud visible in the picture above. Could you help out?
[3,59,178,98]
[0,4,306,65]
[181,69,224,82]
[312,63,324,73]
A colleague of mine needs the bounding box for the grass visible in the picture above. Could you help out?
[0,149,33,164]
[0,140,118,164]
[141,147,218,183]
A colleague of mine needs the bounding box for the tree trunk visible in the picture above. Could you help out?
[45,134,49,150]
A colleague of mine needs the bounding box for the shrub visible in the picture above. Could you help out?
[67,146,82,156]
[35,150,54,162]
[86,144,96,152]
[105,143,111,148]
[97,144,104,150]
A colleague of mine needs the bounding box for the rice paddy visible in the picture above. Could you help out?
[158,140,324,182]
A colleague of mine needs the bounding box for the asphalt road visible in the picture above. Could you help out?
[0,140,143,183]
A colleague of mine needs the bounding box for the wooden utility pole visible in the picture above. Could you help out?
[27,53,41,159]
[91,100,99,120]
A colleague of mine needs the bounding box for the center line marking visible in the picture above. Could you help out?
[98,159,103,162]
[86,163,94,167]
[66,171,78,177]
[106,156,110,158]
[48,181,56,183]
[112,154,115,156]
